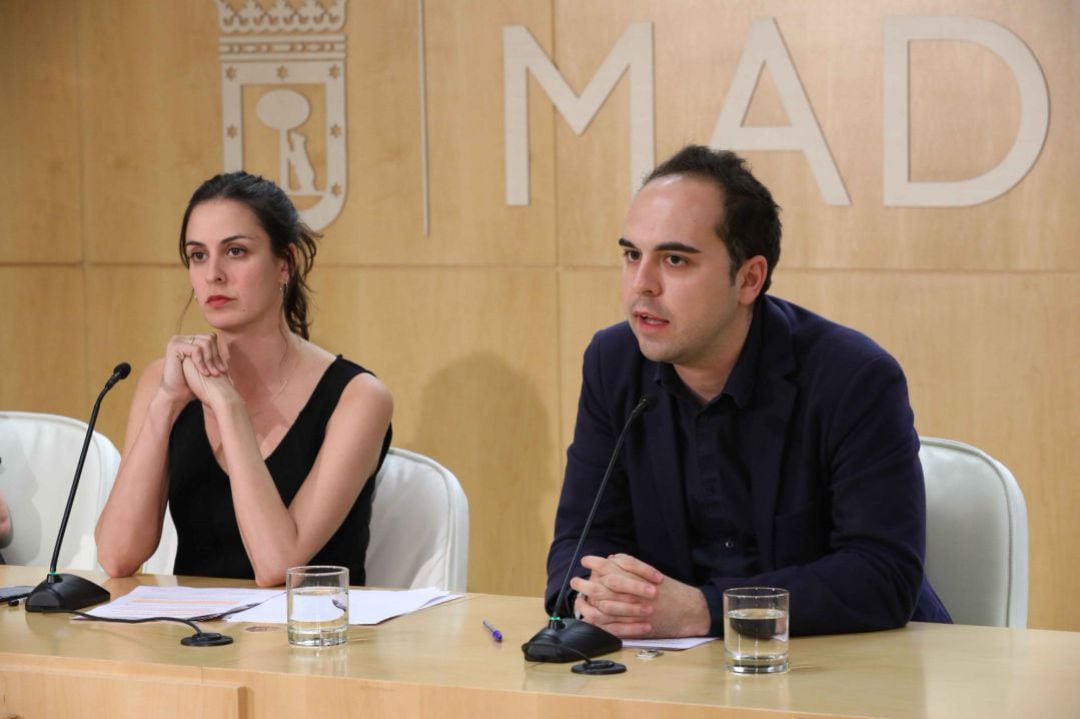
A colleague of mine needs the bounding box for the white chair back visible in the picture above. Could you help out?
[137,449,469,590]
[0,411,121,571]
[919,436,1028,628]
[366,448,469,592]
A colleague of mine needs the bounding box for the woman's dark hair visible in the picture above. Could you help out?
[179,171,319,339]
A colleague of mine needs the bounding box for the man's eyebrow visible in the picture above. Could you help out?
[656,242,701,253]
[618,238,701,254]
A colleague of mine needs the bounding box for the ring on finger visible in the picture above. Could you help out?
[188,336,196,344]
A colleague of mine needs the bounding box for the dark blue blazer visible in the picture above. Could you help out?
[546,296,951,635]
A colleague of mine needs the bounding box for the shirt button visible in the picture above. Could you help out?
[723,539,735,549]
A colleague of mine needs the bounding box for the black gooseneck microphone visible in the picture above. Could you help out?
[522,395,652,674]
[26,362,131,612]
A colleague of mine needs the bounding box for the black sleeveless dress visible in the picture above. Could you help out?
[166,356,391,583]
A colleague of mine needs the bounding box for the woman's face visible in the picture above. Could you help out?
[183,199,289,334]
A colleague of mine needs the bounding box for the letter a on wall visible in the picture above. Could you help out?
[710,18,850,206]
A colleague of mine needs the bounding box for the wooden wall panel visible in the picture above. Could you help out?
[772,269,1080,630]
[0,667,241,719]
[304,0,558,266]
[0,0,81,264]
[2,0,1077,631]
[79,0,221,265]
[85,267,210,447]
[311,267,562,596]
[554,0,1078,272]
[557,269,621,451]
[0,268,87,418]
[551,2,636,268]
[419,0,556,266]
[316,0,425,264]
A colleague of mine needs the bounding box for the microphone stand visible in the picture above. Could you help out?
[26,363,131,612]
[521,396,651,673]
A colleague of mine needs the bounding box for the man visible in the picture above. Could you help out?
[546,145,951,637]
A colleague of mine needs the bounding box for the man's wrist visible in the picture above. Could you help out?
[698,584,726,636]
[683,587,712,636]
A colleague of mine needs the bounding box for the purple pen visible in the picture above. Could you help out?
[482,619,503,642]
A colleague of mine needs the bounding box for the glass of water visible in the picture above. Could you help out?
[286,565,349,647]
[723,587,789,674]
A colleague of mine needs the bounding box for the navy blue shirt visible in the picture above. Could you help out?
[546,296,952,636]
[658,300,764,583]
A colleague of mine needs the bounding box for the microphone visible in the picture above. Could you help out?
[103,362,131,391]
[26,362,132,612]
[522,395,653,673]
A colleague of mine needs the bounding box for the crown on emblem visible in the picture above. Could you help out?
[215,0,346,34]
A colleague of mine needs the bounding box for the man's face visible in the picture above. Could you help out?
[620,175,757,371]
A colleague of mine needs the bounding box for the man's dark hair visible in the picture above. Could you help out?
[644,145,781,293]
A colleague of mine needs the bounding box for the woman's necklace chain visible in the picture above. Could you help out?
[248,339,298,421]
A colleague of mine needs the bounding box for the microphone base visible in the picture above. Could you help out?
[572,659,626,675]
[521,618,622,663]
[25,574,111,612]
[181,632,234,647]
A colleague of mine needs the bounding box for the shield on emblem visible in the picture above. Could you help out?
[216,0,348,231]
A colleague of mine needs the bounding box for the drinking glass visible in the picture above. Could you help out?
[286,565,349,647]
[723,587,789,674]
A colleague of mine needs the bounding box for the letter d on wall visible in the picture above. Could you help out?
[883,17,1049,207]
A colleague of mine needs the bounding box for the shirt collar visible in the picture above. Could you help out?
[653,299,764,410]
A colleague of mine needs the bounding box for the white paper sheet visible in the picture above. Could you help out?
[85,586,284,620]
[621,636,716,651]
[226,586,462,625]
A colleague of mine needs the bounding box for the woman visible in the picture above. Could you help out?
[95,172,392,586]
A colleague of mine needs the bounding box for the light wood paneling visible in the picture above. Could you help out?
[772,268,1080,631]
[555,0,1079,272]
[0,268,87,418]
[417,0,556,266]
[314,0,425,262]
[79,0,221,265]
[312,0,558,266]
[552,2,639,268]
[0,667,240,719]
[2,0,1078,632]
[0,0,81,264]
[310,267,562,596]
[557,268,621,452]
[85,267,209,447]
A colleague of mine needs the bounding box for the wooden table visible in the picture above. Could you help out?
[2,565,1078,718]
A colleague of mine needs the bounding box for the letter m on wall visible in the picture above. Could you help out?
[503,24,654,206]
